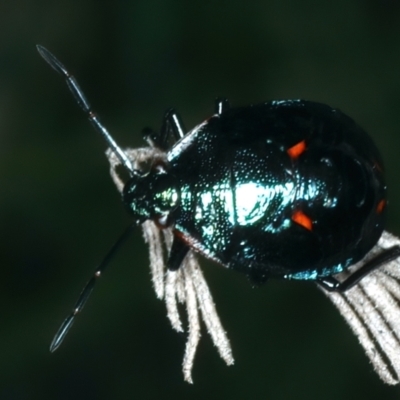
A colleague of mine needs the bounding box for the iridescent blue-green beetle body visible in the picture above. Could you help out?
[124,99,390,286]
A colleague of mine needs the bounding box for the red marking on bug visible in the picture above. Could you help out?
[292,210,313,231]
[376,199,386,214]
[287,140,306,159]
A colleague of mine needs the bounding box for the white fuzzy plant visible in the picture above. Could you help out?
[107,147,234,383]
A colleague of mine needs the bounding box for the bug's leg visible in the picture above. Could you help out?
[144,108,185,150]
[50,224,136,352]
[152,109,186,150]
[317,245,400,292]
[214,97,230,115]
[167,237,190,271]
[36,45,134,175]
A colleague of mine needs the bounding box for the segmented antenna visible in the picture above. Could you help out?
[37,45,138,351]
[36,45,134,174]
[50,224,136,352]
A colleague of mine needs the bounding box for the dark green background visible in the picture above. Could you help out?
[2,0,400,399]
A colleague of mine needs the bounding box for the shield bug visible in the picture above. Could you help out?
[38,45,400,383]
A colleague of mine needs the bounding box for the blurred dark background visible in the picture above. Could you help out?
[2,0,400,399]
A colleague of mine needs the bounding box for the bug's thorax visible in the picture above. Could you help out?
[122,167,180,226]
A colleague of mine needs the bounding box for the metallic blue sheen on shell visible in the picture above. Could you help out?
[124,100,386,284]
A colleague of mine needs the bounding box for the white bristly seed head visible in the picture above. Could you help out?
[106,147,234,383]
[321,231,400,385]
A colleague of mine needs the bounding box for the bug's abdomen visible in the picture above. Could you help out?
[174,141,296,265]
[227,147,385,283]
[283,142,385,279]
[169,101,387,283]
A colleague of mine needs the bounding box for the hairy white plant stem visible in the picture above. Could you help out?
[322,231,400,385]
[106,147,234,383]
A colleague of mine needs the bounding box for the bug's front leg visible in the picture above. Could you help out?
[167,236,190,271]
[144,109,186,150]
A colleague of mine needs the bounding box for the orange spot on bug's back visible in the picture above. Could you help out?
[287,140,306,159]
[292,210,313,231]
[376,199,386,214]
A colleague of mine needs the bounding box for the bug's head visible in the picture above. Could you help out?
[122,169,180,225]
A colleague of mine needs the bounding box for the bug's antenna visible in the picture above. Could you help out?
[50,224,136,352]
[36,45,134,175]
